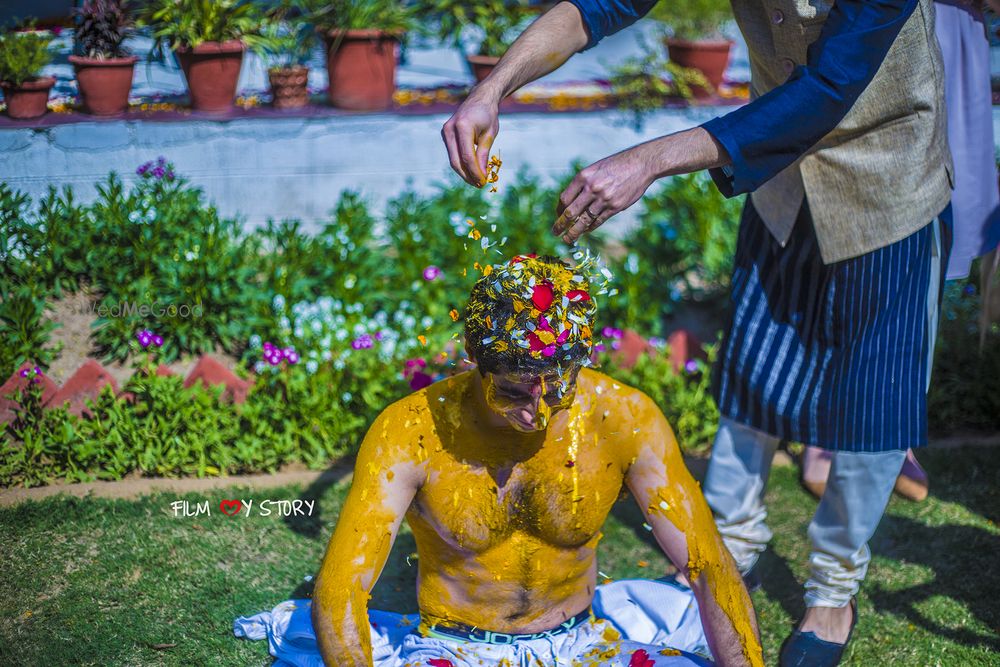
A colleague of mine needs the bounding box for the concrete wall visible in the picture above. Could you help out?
[0,107,726,233]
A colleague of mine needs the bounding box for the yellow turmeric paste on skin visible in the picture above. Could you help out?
[314,367,763,666]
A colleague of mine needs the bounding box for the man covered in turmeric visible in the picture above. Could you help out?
[235,255,762,666]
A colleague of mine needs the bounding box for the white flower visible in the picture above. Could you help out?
[335,329,348,341]
[333,358,346,370]
[248,334,262,349]
[254,361,265,373]
[420,316,434,329]
[273,294,286,310]
[341,391,353,402]
[306,360,319,374]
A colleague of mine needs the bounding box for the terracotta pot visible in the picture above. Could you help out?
[323,29,400,111]
[664,38,733,93]
[175,40,244,113]
[69,54,138,115]
[268,65,309,109]
[466,53,500,83]
[0,76,56,119]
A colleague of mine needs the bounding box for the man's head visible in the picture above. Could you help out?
[464,254,598,432]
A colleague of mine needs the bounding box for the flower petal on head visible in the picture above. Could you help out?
[527,331,547,352]
[531,281,554,311]
[566,289,591,302]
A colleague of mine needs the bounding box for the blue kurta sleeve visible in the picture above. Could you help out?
[701,0,920,196]
[565,0,659,50]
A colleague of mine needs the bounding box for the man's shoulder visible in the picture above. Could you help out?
[369,370,472,430]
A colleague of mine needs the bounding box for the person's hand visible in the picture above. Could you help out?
[442,90,500,187]
[552,146,656,244]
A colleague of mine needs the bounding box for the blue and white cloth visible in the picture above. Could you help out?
[234,578,714,666]
[711,199,952,452]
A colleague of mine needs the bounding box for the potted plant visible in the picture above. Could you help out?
[136,0,266,113]
[70,0,137,116]
[302,0,414,111]
[420,0,530,82]
[648,0,734,91]
[256,0,317,110]
[608,45,712,130]
[0,26,56,120]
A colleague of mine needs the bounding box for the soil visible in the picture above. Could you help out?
[41,287,243,386]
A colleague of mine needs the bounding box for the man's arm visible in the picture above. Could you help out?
[312,408,422,666]
[701,0,920,196]
[623,394,763,667]
[441,1,591,187]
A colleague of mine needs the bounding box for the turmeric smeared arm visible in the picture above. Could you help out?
[312,409,422,667]
[623,394,763,667]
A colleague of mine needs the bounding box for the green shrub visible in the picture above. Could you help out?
[602,172,742,337]
[647,0,733,40]
[418,0,530,57]
[300,0,415,33]
[928,277,1000,434]
[136,0,267,54]
[0,28,54,87]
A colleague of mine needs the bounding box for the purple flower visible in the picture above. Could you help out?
[136,329,154,348]
[351,334,374,350]
[423,265,442,281]
[152,335,164,347]
[595,343,606,353]
[374,330,384,341]
[610,340,621,351]
[136,164,149,176]
[684,360,699,373]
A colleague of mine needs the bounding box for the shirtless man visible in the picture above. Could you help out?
[311,255,762,666]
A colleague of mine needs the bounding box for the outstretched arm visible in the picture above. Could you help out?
[624,394,763,667]
[312,408,422,666]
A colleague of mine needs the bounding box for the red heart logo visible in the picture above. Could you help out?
[219,499,242,516]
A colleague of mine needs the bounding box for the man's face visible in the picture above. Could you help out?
[481,365,581,432]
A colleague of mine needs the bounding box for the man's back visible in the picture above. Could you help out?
[399,368,641,635]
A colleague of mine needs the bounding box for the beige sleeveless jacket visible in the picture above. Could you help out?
[732,0,954,263]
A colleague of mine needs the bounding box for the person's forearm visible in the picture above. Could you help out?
[635,126,731,180]
[471,1,589,105]
[312,590,372,667]
[692,575,761,667]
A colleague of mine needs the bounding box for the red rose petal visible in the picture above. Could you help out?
[567,289,591,302]
[527,331,546,352]
[628,649,656,667]
[428,660,455,667]
[537,315,553,332]
[531,281,554,311]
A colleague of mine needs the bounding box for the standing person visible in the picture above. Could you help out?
[800,0,1000,509]
[441,0,954,665]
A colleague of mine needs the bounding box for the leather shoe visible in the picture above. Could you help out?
[742,562,762,593]
[779,597,858,667]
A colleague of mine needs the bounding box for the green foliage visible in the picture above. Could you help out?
[927,276,1000,434]
[0,28,54,87]
[135,0,267,53]
[417,0,530,57]
[252,0,321,68]
[607,46,711,131]
[601,347,720,455]
[648,0,733,40]
[300,0,415,33]
[602,173,742,337]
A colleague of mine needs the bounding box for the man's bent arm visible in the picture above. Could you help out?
[473,1,590,105]
[624,394,763,667]
[312,409,421,666]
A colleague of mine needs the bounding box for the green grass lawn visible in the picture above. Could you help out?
[1,446,998,666]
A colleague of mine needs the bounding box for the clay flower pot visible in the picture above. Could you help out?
[323,29,400,111]
[268,65,309,109]
[466,54,500,83]
[1,76,56,119]
[174,40,245,113]
[69,54,138,115]
[664,38,733,93]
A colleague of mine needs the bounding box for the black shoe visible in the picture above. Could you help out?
[779,597,858,667]
[742,562,762,593]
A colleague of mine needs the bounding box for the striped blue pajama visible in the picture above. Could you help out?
[711,199,952,452]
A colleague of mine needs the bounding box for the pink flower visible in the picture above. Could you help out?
[409,371,434,391]
[423,265,442,281]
